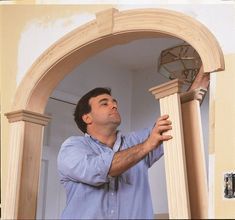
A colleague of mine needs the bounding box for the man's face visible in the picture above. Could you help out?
[85,94,121,128]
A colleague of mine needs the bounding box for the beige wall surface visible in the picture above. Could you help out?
[214,54,235,218]
[1,3,235,218]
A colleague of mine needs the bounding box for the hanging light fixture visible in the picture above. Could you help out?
[158,43,202,83]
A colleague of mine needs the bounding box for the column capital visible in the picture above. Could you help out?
[149,79,185,100]
[5,109,51,126]
[180,87,207,104]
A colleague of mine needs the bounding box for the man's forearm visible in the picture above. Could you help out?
[108,114,172,177]
[108,140,154,177]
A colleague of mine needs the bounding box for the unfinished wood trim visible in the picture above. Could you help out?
[3,121,45,219]
[114,8,224,74]
[150,80,191,218]
[5,110,51,126]
[3,111,49,219]
[180,87,207,104]
[154,213,169,219]
[12,8,224,113]
[17,122,45,219]
[181,98,208,218]
[149,79,184,99]
[96,8,118,36]
[2,122,25,220]
[160,94,191,218]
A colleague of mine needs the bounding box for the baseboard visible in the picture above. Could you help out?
[154,213,169,219]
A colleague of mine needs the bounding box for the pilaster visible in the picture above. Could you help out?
[149,79,191,219]
[3,110,51,219]
[181,88,208,219]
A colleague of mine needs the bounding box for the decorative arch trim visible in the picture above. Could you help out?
[12,7,224,114]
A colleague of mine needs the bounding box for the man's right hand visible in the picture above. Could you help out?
[109,115,172,177]
[145,114,172,151]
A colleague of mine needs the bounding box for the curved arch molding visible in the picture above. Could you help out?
[13,8,224,114]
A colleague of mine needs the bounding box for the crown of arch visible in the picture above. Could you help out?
[12,8,224,114]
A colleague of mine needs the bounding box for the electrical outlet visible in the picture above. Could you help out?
[224,172,235,199]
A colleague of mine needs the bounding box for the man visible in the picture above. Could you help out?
[57,67,209,219]
[57,87,172,219]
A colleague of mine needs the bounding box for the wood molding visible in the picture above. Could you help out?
[154,213,169,219]
[96,8,118,36]
[150,83,208,218]
[12,8,224,113]
[2,121,45,219]
[150,80,191,218]
[5,110,51,126]
[149,79,184,99]
[181,99,208,218]
[180,87,207,104]
[2,122,25,220]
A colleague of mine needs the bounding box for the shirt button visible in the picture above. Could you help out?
[111,210,114,214]
[111,192,114,196]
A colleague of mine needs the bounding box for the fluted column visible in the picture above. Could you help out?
[180,87,208,219]
[149,79,191,219]
[3,110,51,219]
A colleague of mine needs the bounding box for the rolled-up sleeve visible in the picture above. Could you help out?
[130,127,164,168]
[146,144,164,167]
[57,137,115,186]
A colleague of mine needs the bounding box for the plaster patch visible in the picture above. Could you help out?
[17,13,95,85]
[208,154,215,218]
[117,4,235,55]
[35,0,235,4]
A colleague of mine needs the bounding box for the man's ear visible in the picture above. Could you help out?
[82,113,92,125]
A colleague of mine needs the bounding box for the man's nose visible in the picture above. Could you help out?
[111,102,117,109]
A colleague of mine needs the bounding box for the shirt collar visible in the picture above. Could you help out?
[85,131,123,152]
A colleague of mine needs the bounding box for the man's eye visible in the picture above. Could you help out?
[101,103,108,106]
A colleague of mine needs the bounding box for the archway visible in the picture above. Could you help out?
[4,8,224,219]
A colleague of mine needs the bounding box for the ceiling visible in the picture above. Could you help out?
[54,36,184,100]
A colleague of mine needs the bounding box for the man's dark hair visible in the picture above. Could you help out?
[74,87,111,133]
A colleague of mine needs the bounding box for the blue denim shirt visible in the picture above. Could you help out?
[57,127,163,219]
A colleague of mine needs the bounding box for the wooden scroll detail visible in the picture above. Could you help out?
[149,79,191,219]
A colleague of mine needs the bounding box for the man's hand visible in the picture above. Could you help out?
[145,114,172,151]
[108,115,172,177]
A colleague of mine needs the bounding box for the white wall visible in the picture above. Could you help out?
[54,55,133,133]
[37,98,78,219]
[131,66,168,214]
[37,57,133,219]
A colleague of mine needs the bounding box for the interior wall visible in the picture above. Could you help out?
[214,54,235,218]
[37,55,133,219]
[131,66,168,214]
[37,98,77,219]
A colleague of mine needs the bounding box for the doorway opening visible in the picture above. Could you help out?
[4,8,224,219]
